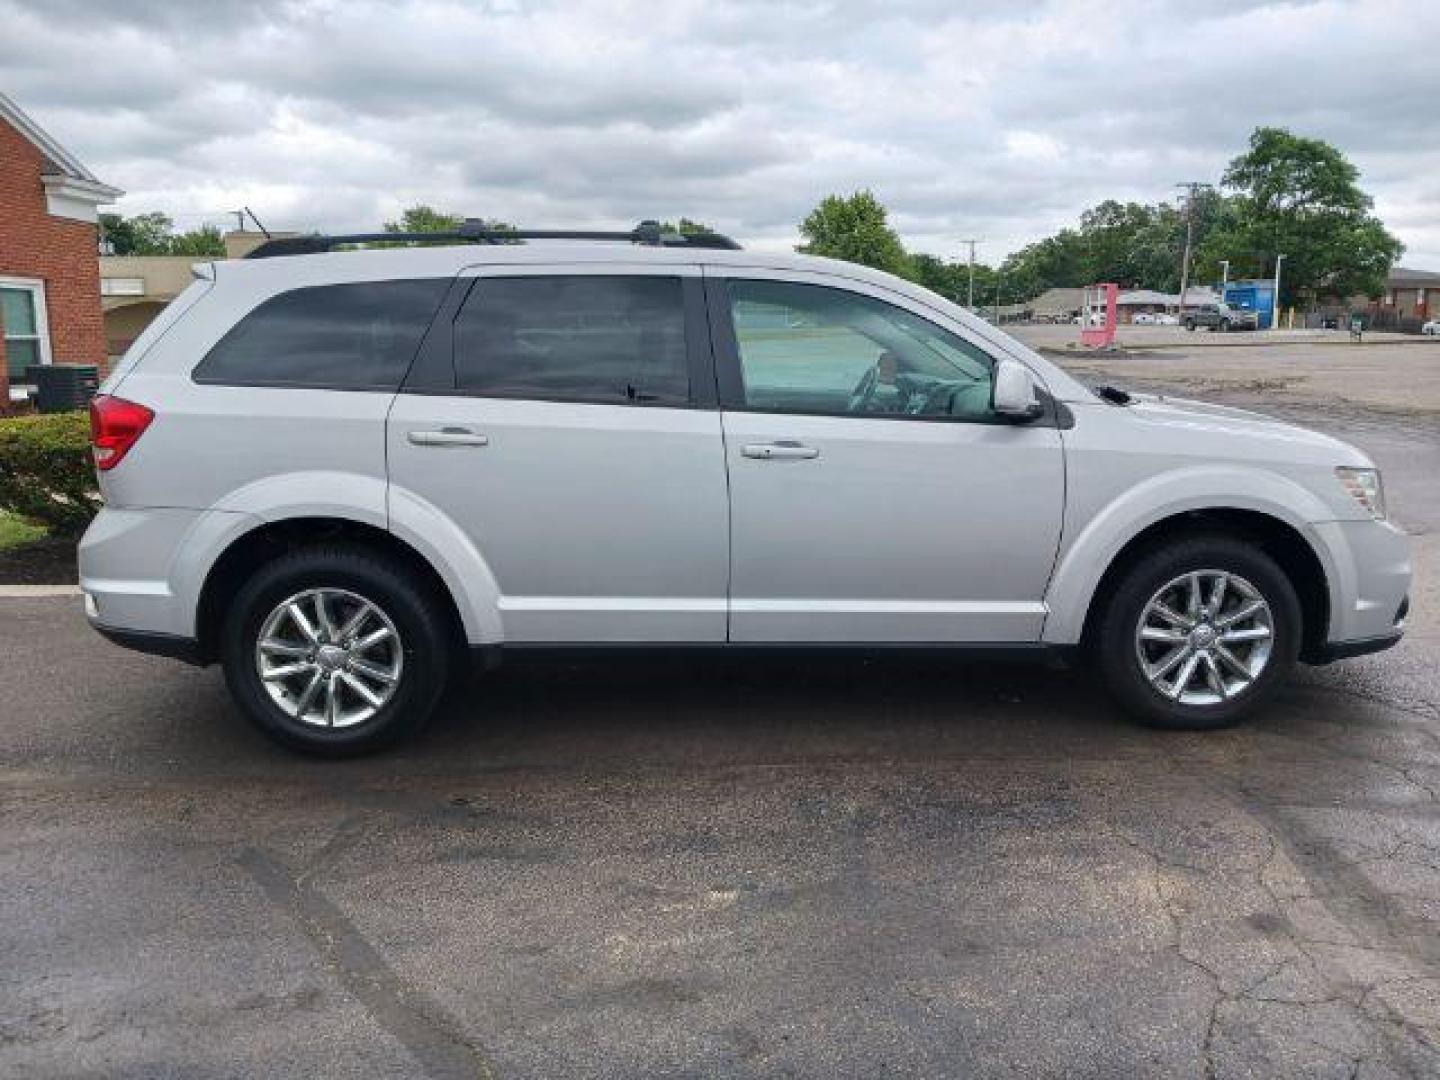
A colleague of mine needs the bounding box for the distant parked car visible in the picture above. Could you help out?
[1423,319,1439,336]
[1133,312,1156,325]
[1154,312,1179,326]
[1184,303,1260,332]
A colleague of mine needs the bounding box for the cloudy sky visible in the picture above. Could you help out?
[4,0,1438,267]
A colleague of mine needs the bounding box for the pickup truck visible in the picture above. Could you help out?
[1183,303,1260,332]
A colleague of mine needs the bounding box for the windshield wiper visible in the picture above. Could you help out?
[1094,384,1133,406]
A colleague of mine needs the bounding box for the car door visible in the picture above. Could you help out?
[707,269,1065,643]
[388,264,729,642]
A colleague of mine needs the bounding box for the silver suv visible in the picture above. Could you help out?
[79,222,1411,754]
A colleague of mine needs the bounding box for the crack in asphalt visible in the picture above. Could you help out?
[237,845,495,1080]
[1109,772,1440,1080]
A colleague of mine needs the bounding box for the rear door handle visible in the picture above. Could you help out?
[741,441,819,460]
[407,428,490,448]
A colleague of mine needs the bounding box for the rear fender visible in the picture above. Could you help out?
[208,470,502,643]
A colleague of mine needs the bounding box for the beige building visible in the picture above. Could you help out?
[100,230,292,359]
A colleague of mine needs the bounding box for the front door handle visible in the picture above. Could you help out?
[741,441,819,460]
[407,428,490,448]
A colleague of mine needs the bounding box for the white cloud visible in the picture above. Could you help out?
[3,0,1436,268]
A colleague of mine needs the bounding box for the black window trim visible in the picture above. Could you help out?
[399,271,717,410]
[192,277,455,393]
[701,272,1066,429]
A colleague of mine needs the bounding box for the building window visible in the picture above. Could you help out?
[1,277,52,393]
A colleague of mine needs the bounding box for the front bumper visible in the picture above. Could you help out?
[1309,517,1411,661]
[94,624,205,665]
[1310,629,1404,664]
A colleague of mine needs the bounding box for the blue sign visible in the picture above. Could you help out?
[1222,279,1277,329]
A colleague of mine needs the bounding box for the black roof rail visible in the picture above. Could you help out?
[244,219,741,259]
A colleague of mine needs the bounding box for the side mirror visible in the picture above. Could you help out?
[991,358,1043,421]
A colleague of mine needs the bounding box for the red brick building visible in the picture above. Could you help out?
[0,91,122,405]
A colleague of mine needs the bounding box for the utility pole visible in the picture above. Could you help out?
[1219,259,1230,298]
[959,239,980,310]
[1272,253,1286,331]
[1175,183,1210,315]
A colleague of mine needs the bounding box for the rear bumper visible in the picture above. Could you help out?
[78,505,258,639]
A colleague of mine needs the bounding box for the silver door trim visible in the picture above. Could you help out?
[730,599,1047,615]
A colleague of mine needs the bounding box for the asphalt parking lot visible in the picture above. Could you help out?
[3,336,1439,1078]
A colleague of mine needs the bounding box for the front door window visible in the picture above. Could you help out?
[727,279,997,420]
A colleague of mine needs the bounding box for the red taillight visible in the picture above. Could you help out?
[89,395,154,471]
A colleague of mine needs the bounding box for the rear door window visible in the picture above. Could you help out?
[452,275,689,405]
[193,279,449,389]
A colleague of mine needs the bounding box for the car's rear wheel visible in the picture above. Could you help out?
[1184,319,1196,331]
[1093,535,1301,729]
[222,545,452,755]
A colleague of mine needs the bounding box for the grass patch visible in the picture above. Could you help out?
[0,511,47,552]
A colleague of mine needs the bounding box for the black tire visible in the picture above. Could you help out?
[1092,534,1302,730]
[1220,319,1232,332]
[222,544,452,756]
[1184,320,1196,331]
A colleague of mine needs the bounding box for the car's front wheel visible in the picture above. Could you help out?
[1093,535,1302,729]
[222,545,452,755]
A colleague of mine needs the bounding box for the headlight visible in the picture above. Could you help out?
[1335,466,1386,520]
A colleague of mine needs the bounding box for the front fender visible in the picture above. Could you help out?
[1042,465,1343,645]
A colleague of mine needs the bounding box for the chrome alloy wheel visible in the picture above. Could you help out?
[254,588,403,728]
[1134,570,1274,706]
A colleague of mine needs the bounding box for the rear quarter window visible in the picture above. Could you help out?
[193,278,449,390]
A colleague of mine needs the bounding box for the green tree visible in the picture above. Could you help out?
[380,206,518,245]
[99,211,177,255]
[1000,229,1088,299]
[910,252,995,306]
[797,191,912,278]
[654,218,715,237]
[997,186,1236,300]
[1076,200,1161,286]
[1198,127,1402,303]
[99,212,224,256]
[383,205,464,233]
[167,223,225,257]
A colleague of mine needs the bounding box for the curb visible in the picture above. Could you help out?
[1043,338,1440,353]
[0,584,81,598]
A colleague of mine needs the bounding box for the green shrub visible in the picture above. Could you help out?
[0,411,99,535]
